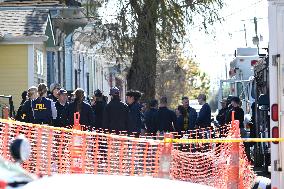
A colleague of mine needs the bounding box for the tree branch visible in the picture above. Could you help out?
[130,0,142,16]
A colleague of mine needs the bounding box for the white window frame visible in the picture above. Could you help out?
[36,50,44,75]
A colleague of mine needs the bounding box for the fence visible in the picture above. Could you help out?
[0,118,255,189]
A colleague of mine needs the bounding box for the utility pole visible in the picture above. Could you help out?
[244,23,248,47]
[253,17,260,54]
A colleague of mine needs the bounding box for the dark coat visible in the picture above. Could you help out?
[187,106,197,130]
[19,99,34,123]
[102,98,129,133]
[47,94,57,102]
[144,108,158,134]
[68,100,95,129]
[55,101,69,127]
[32,97,53,125]
[176,115,184,133]
[92,100,106,129]
[216,107,228,126]
[154,107,177,133]
[226,106,244,128]
[196,103,211,128]
[128,102,144,134]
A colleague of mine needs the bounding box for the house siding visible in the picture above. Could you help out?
[0,44,28,110]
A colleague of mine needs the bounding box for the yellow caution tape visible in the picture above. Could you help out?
[1,119,283,144]
[164,138,284,143]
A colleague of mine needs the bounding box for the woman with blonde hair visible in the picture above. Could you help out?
[18,86,38,123]
[31,83,57,125]
[67,88,94,130]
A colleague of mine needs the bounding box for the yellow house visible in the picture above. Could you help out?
[0,9,55,112]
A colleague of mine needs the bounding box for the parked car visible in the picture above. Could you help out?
[22,174,215,189]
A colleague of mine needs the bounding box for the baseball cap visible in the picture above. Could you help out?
[58,89,67,95]
[126,90,135,97]
[109,87,120,96]
[231,96,240,103]
[94,89,103,97]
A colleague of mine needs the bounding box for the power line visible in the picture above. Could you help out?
[222,0,265,19]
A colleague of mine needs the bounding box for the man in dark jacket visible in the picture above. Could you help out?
[92,89,106,129]
[196,94,212,128]
[144,99,158,135]
[154,96,177,133]
[55,89,69,128]
[102,87,129,134]
[67,88,95,130]
[182,96,197,130]
[15,91,27,121]
[226,96,245,131]
[126,90,144,136]
[216,98,228,126]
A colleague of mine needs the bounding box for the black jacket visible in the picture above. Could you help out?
[216,107,228,126]
[226,106,244,128]
[47,94,57,103]
[32,97,53,125]
[144,108,158,134]
[102,98,129,133]
[128,102,144,134]
[187,106,197,130]
[92,100,106,129]
[196,103,211,128]
[154,107,177,133]
[19,99,34,123]
[55,101,69,127]
[68,100,95,130]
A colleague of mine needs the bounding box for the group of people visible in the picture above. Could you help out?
[15,83,216,136]
[15,83,95,129]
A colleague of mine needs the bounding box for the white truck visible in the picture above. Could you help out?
[268,0,284,188]
[218,48,272,172]
[218,48,258,115]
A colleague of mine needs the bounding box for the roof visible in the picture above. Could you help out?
[0,1,62,7]
[0,0,81,7]
[0,9,50,38]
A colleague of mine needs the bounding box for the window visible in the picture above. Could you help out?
[36,50,44,75]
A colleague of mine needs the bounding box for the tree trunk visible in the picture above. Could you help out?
[127,2,158,101]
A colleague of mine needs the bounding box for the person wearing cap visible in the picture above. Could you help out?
[226,96,245,131]
[48,83,61,102]
[91,89,106,129]
[54,89,69,128]
[102,87,129,134]
[67,88,95,130]
[216,98,228,126]
[126,90,144,136]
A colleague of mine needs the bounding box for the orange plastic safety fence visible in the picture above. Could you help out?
[0,120,162,177]
[0,119,255,189]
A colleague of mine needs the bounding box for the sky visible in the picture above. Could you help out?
[98,0,269,90]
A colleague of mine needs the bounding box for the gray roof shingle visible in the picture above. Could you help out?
[0,9,49,37]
